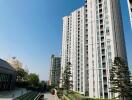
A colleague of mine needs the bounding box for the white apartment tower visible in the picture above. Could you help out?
[61,0,127,99]
[128,0,132,27]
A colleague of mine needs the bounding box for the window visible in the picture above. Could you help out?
[97,20,99,24]
[102,49,105,55]
[107,40,110,44]
[100,92,103,98]
[107,45,111,51]
[99,14,103,18]
[102,63,106,68]
[86,40,88,43]
[102,56,105,62]
[86,46,88,50]
[85,14,87,17]
[86,34,88,38]
[100,19,103,24]
[104,93,108,98]
[106,27,109,33]
[96,15,99,19]
[101,43,105,48]
[85,4,87,8]
[85,19,88,22]
[96,10,98,14]
[99,0,102,3]
[99,8,102,13]
[99,4,102,8]
[97,31,99,35]
[101,31,104,35]
[100,25,103,29]
[85,24,88,27]
[99,70,102,80]
[103,77,107,81]
[85,9,87,13]
[92,60,94,66]
[103,69,106,76]
[101,37,104,41]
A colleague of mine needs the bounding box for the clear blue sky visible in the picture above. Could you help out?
[0,0,131,80]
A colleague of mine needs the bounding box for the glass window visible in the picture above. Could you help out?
[102,63,106,68]
[107,45,111,52]
[106,27,109,33]
[99,70,102,80]
[107,40,110,44]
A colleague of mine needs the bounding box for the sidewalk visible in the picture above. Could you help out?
[0,88,28,100]
[44,92,59,100]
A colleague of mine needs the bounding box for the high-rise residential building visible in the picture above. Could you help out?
[49,55,61,86]
[128,0,132,27]
[61,0,127,99]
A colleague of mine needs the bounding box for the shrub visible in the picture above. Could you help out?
[85,91,89,96]
[57,88,63,99]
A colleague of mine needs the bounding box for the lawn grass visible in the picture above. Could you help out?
[65,91,116,100]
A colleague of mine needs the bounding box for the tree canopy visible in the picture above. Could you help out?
[110,57,132,100]
[63,62,73,90]
[27,73,39,87]
[16,67,28,81]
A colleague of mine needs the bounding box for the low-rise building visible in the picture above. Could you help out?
[0,59,16,91]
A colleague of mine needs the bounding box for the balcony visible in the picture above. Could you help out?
[101,49,105,55]
[101,43,105,48]
[99,0,102,3]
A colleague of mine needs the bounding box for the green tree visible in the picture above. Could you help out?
[16,67,28,81]
[63,62,73,91]
[27,73,39,87]
[110,57,132,100]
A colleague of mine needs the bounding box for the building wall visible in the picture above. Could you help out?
[71,7,85,93]
[61,0,127,99]
[0,59,16,91]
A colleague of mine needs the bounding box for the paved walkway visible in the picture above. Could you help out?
[0,88,28,100]
[44,93,59,100]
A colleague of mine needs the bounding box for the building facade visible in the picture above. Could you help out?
[128,0,132,28]
[49,55,61,86]
[0,59,16,91]
[61,0,127,99]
